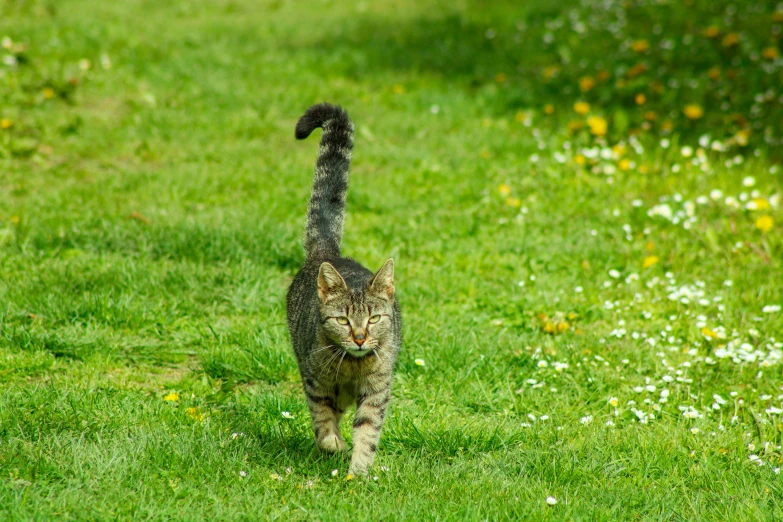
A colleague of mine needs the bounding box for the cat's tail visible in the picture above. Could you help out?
[295,103,354,260]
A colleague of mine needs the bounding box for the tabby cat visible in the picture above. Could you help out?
[286,103,401,476]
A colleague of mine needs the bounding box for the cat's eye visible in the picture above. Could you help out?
[336,317,349,325]
[368,315,381,324]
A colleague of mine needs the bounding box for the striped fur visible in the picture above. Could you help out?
[287,104,401,476]
[295,103,354,260]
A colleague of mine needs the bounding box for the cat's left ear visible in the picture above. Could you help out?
[368,258,395,301]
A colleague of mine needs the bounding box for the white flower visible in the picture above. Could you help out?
[331,469,339,477]
[537,360,548,368]
[281,411,294,419]
[414,358,426,366]
[608,269,621,279]
[240,470,247,478]
[743,176,756,187]
[681,146,693,158]
[690,428,699,434]
[749,455,763,466]
[762,305,781,314]
[580,415,593,425]
[546,496,558,506]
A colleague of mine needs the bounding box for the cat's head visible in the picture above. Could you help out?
[317,259,395,358]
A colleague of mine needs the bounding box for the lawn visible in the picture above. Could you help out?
[1,0,782,519]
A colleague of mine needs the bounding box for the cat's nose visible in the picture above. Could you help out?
[354,335,365,347]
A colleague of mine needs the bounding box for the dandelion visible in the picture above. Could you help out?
[755,216,773,233]
[0,118,12,129]
[414,358,425,366]
[643,256,659,268]
[546,496,558,506]
[498,184,512,196]
[281,411,294,419]
[346,474,354,481]
[579,76,595,92]
[762,47,780,60]
[721,33,739,47]
[544,104,555,115]
[43,87,56,99]
[186,407,205,421]
[635,93,646,105]
[703,26,720,38]
[163,392,180,402]
[587,116,608,137]
[631,39,650,53]
[574,101,590,115]
[683,105,703,120]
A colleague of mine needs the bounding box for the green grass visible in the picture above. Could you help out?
[1,0,783,519]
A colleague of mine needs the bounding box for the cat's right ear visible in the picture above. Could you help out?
[317,262,348,303]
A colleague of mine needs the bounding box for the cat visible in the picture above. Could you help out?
[286,103,402,476]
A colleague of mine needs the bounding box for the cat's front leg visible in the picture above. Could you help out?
[349,381,391,475]
[304,379,345,453]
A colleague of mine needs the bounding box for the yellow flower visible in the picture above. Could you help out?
[186,407,205,422]
[701,327,718,339]
[609,397,619,407]
[498,184,512,196]
[573,101,590,115]
[721,33,739,47]
[734,129,750,147]
[631,39,650,53]
[635,93,646,105]
[392,84,405,94]
[43,87,55,99]
[515,111,527,122]
[574,154,586,165]
[708,67,721,80]
[703,26,720,38]
[643,255,659,268]
[619,159,631,171]
[579,76,595,92]
[544,104,555,115]
[506,197,521,208]
[683,105,703,120]
[587,115,607,136]
[751,198,770,211]
[495,73,507,83]
[543,66,560,80]
[346,474,354,481]
[756,215,774,233]
[762,47,779,60]
[163,392,180,402]
[644,111,658,121]
[0,118,12,129]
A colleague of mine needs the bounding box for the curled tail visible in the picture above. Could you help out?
[295,103,354,260]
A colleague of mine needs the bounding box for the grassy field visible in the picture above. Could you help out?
[1,0,782,519]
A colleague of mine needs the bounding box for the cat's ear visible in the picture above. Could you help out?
[368,258,395,301]
[318,262,348,302]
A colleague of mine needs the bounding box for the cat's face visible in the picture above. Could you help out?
[317,259,395,358]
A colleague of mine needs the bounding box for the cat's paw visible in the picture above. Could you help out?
[317,433,346,453]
